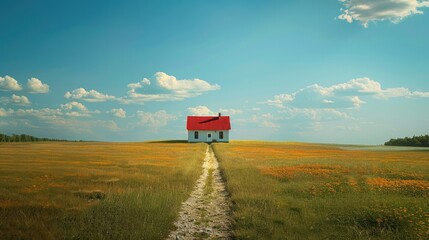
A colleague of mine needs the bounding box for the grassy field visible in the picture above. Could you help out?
[213,141,429,240]
[0,142,206,239]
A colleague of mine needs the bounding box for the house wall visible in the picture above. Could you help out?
[187,130,229,143]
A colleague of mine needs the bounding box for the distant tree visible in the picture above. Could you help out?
[0,133,79,142]
[385,134,429,147]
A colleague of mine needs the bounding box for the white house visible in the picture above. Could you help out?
[187,113,231,143]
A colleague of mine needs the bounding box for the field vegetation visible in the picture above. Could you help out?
[0,141,206,239]
[213,141,429,239]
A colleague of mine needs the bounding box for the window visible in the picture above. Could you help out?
[208,133,211,138]
[219,131,224,139]
[194,131,199,139]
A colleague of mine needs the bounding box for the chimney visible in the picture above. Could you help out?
[218,113,221,117]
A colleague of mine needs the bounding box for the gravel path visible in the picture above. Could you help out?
[167,145,233,240]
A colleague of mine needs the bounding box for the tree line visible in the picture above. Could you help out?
[384,134,429,147]
[0,133,76,142]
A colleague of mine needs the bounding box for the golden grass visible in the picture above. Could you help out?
[0,200,19,208]
[213,141,429,239]
[232,144,429,164]
[262,164,350,179]
[0,141,207,239]
[367,177,429,190]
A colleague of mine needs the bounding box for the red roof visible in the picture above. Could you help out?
[187,116,231,130]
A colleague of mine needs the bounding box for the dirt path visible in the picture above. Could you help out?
[167,145,233,240]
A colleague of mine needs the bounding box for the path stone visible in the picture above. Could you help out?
[167,145,233,240]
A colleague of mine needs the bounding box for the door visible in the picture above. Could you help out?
[207,132,212,142]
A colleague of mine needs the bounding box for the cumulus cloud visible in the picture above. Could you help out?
[266,84,364,109]
[188,105,216,116]
[60,101,88,112]
[338,0,429,27]
[27,78,49,93]
[14,107,117,134]
[60,101,91,117]
[109,108,126,118]
[266,77,429,109]
[0,75,22,91]
[127,78,150,89]
[64,88,116,102]
[13,101,95,120]
[125,72,220,103]
[16,108,63,120]
[265,94,294,108]
[11,94,31,105]
[0,108,14,117]
[156,72,220,95]
[136,110,176,129]
[64,72,220,105]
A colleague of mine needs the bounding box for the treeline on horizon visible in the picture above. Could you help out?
[384,134,429,147]
[0,133,80,142]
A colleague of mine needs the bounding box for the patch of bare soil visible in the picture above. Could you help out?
[167,145,233,240]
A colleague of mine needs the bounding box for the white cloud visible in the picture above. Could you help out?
[125,72,220,103]
[136,110,176,129]
[64,72,220,105]
[260,121,279,128]
[266,84,363,109]
[327,77,381,94]
[380,87,429,98]
[282,107,351,121]
[187,106,242,116]
[0,108,14,117]
[61,101,88,112]
[14,101,95,120]
[156,72,220,95]
[350,96,365,108]
[188,105,216,116]
[249,113,280,128]
[16,108,63,120]
[338,0,429,27]
[60,101,91,117]
[265,94,294,108]
[64,111,90,117]
[127,78,151,89]
[219,108,243,115]
[14,107,117,134]
[27,77,49,93]
[11,94,31,105]
[95,120,119,131]
[64,88,116,102]
[266,77,429,109]
[236,108,350,132]
[109,108,126,118]
[0,75,22,91]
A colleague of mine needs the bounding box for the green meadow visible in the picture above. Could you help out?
[213,141,429,240]
[0,142,206,239]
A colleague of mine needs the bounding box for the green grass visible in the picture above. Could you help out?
[0,142,206,239]
[213,141,429,240]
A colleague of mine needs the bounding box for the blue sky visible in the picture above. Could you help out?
[1,0,428,144]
